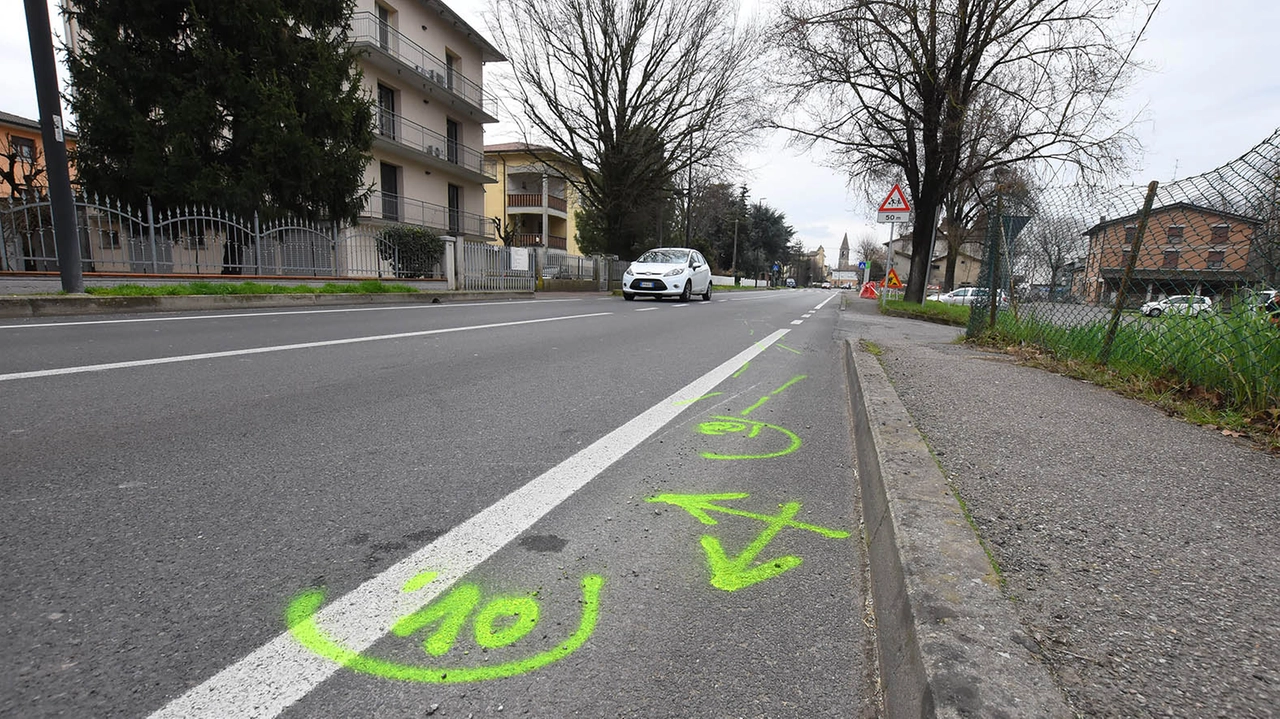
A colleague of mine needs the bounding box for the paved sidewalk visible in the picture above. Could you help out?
[838,295,1279,718]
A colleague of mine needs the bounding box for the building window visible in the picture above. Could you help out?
[447,183,461,235]
[377,84,396,139]
[446,118,459,165]
[1211,224,1229,243]
[1206,250,1225,269]
[380,162,400,221]
[1162,249,1179,269]
[12,136,36,162]
[376,4,391,50]
[445,53,457,91]
[1166,225,1183,244]
[1124,225,1136,244]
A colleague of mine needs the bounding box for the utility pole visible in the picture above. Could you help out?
[24,0,82,292]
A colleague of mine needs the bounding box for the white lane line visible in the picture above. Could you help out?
[802,314,813,318]
[812,295,837,310]
[635,307,658,312]
[0,299,582,330]
[790,319,804,325]
[670,303,688,307]
[0,313,611,382]
[148,329,790,719]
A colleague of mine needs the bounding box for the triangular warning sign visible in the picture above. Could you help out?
[879,185,911,213]
[885,268,903,288]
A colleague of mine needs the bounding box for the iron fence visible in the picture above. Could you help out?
[0,193,447,280]
[461,241,535,291]
[957,130,1280,413]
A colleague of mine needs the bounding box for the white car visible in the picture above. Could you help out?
[1140,295,1212,317]
[622,248,713,301]
[937,287,1009,307]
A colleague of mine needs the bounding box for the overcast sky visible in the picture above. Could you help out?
[3,0,1278,258]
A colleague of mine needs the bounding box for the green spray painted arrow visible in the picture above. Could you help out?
[647,493,850,592]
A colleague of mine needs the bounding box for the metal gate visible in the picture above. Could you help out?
[461,241,535,291]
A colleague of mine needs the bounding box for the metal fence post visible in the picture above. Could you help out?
[1099,180,1159,365]
[253,211,262,275]
[331,221,339,277]
[146,197,158,273]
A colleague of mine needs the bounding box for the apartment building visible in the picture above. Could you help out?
[1080,202,1264,304]
[352,1,505,240]
[482,143,580,253]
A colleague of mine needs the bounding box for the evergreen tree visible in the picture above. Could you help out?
[65,0,374,222]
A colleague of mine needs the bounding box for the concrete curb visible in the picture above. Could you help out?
[844,340,1070,718]
[0,291,535,319]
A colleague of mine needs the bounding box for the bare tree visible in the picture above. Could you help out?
[0,134,47,199]
[857,233,886,279]
[774,0,1153,302]
[491,0,765,260]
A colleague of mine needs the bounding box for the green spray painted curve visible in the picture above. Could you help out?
[697,417,802,460]
[285,574,604,684]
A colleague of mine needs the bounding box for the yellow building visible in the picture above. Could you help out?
[482,143,580,254]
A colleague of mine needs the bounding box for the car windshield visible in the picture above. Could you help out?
[636,249,689,264]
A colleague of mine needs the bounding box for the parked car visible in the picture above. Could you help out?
[1139,295,1212,317]
[937,287,1009,307]
[821,281,832,289]
[785,278,797,288]
[622,248,713,301]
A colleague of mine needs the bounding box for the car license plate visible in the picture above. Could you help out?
[639,281,654,288]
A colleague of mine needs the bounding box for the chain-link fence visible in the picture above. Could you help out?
[964,130,1280,415]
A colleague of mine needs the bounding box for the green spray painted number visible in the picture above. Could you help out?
[648,493,849,591]
[286,573,604,683]
[696,375,807,460]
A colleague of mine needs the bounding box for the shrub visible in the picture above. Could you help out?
[377,225,444,278]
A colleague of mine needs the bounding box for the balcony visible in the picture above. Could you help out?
[506,192,568,215]
[350,12,499,123]
[510,233,568,251]
[360,190,493,239]
[374,109,495,184]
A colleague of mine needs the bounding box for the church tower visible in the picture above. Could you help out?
[838,233,851,270]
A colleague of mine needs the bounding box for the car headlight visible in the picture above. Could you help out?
[664,267,685,277]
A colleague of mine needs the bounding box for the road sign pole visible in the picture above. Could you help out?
[881,222,897,308]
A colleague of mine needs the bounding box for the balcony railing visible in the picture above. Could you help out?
[507,193,568,212]
[374,109,490,179]
[350,12,497,116]
[511,233,567,250]
[361,191,492,238]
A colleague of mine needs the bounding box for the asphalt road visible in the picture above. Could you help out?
[1,290,871,718]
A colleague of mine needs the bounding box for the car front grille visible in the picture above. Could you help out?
[629,279,670,291]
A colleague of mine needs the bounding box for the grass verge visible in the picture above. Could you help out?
[883,298,970,326]
[83,280,418,296]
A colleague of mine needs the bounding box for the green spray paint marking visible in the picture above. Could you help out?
[732,361,750,378]
[647,493,849,591]
[286,574,604,683]
[776,344,802,354]
[695,375,808,460]
[697,417,801,460]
